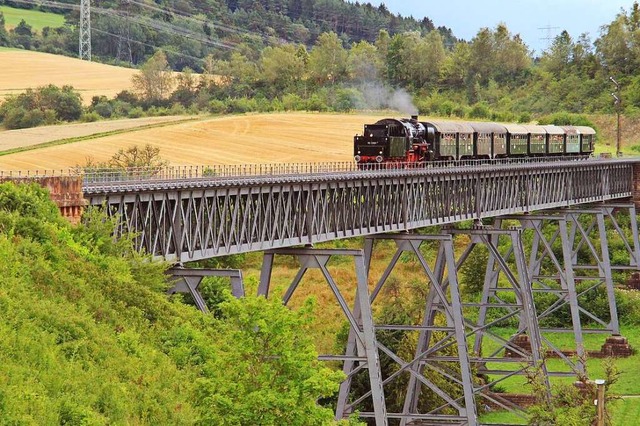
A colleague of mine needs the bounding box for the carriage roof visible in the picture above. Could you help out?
[468,122,507,133]
[542,125,565,135]
[424,120,475,134]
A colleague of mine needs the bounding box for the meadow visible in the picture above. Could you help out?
[0,5,64,32]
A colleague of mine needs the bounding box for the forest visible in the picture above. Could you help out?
[1,0,640,123]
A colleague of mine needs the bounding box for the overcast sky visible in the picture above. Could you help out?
[361,0,635,54]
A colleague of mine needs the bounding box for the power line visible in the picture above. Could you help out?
[92,27,209,64]
[11,0,239,57]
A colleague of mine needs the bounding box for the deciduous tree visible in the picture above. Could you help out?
[131,51,175,103]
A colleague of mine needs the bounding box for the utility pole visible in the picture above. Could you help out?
[610,76,621,156]
[79,0,91,61]
[595,379,606,426]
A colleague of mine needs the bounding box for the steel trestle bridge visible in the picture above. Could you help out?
[83,157,634,263]
[76,157,640,425]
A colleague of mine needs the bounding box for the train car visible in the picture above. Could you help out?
[561,126,581,155]
[353,117,596,165]
[502,123,529,157]
[423,121,474,160]
[469,122,507,159]
[544,125,565,155]
[576,126,596,155]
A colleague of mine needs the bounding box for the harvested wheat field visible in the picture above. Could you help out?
[0,112,390,171]
[0,49,138,104]
[0,115,192,153]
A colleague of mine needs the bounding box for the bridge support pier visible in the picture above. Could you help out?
[497,214,586,373]
[167,268,244,312]
[453,225,551,414]
[258,248,388,425]
[353,234,478,426]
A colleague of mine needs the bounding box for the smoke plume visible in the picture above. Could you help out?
[357,82,418,116]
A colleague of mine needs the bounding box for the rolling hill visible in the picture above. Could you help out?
[0,48,137,104]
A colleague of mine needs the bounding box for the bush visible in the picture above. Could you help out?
[93,101,113,118]
[169,103,187,115]
[282,93,304,111]
[537,112,595,127]
[226,97,257,113]
[80,111,100,122]
[208,99,226,114]
[333,87,363,112]
[306,93,328,112]
[127,107,145,118]
[518,112,532,123]
[468,102,491,119]
[2,107,28,129]
[112,100,132,117]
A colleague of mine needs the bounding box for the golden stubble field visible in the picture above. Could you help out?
[0,49,138,104]
[0,112,390,170]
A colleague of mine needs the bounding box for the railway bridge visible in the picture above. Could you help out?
[10,157,640,425]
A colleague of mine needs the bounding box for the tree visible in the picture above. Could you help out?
[10,19,33,49]
[131,51,175,103]
[347,40,382,83]
[259,44,306,94]
[0,11,9,47]
[109,144,169,169]
[308,32,348,85]
[194,296,345,425]
[541,31,574,77]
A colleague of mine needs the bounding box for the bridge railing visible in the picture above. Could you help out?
[77,156,602,185]
[0,155,620,185]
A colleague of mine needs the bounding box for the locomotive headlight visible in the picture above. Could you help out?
[375,155,383,163]
[354,155,361,162]
[379,151,383,154]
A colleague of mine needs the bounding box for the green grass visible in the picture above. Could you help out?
[610,396,640,425]
[0,5,65,32]
[478,326,640,425]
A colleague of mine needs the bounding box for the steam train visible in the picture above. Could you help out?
[353,115,596,165]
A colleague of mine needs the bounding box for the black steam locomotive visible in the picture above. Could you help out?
[353,115,595,165]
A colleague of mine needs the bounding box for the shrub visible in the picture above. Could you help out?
[80,111,100,122]
[112,100,132,117]
[208,99,226,114]
[518,112,532,123]
[169,103,187,115]
[537,112,595,127]
[226,97,257,113]
[306,93,328,112]
[127,107,145,118]
[282,93,304,111]
[333,87,363,112]
[93,101,113,118]
[468,102,491,119]
[2,107,28,129]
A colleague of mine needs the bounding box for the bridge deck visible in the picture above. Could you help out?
[84,158,637,262]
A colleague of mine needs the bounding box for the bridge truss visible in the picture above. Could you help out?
[84,158,640,425]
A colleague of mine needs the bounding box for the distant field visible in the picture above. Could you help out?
[0,49,138,104]
[0,5,65,32]
[0,112,388,170]
[0,115,193,155]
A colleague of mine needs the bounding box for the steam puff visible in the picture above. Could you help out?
[358,82,418,115]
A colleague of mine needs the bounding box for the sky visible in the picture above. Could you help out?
[362,0,635,54]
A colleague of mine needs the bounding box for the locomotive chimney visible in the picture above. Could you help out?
[411,114,418,121]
